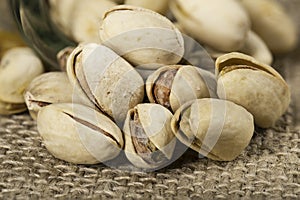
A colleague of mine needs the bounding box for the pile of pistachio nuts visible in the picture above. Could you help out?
[0,0,296,171]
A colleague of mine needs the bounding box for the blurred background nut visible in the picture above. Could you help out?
[240,0,298,54]
[49,0,117,43]
[124,0,169,15]
[37,103,124,164]
[170,0,251,52]
[123,103,176,170]
[171,98,254,161]
[99,5,184,70]
[205,31,273,65]
[67,43,145,126]
[24,72,84,120]
[0,47,44,115]
[146,65,216,112]
[216,52,291,128]
[238,31,273,65]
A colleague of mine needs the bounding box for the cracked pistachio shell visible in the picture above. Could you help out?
[37,103,124,164]
[123,103,176,169]
[171,98,254,161]
[0,47,44,115]
[124,0,169,14]
[67,43,144,126]
[24,72,78,120]
[240,0,298,54]
[99,5,184,70]
[146,65,216,112]
[216,52,290,128]
[170,0,250,52]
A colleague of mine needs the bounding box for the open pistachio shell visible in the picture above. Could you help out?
[171,98,254,161]
[67,43,144,126]
[37,103,124,164]
[24,72,82,120]
[123,103,176,170]
[99,5,184,69]
[146,65,216,112]
[170,0,250,52]
[216,52,290,128]
[240,0,298,54]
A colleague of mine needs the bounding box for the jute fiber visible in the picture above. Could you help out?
[0,94,299,200]
[0,1,300,199]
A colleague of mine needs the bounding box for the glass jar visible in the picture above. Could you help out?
[8,0,76,70]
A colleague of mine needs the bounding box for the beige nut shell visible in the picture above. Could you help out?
[240,0,298,54]
[170,0,250,52]
[146,65,215,112]
[67,43,145,126]
[216,52,290,128]
[24,72,75,120]
[123,103,176,169]
[37,103,124,164]
[0,47,44,104]
[124,0,169,14]
[99,5,184,69]
[171,98,254,161]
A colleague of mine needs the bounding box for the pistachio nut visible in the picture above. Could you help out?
[171,98,254,161]
[49,0,116,43]
[124,0,169,14]
[67,43,145,126]
[240,31,273,65]
[0,47,44,115]
[146,65,216,112]
[216,52,290,128]
[70,0,117,43]
[170,0,251,52]
[37,103,124,164]
[205,31,273,65]
[240,0,298,54]
[123,103,176,170]
[24,72,89,120]
[99,5,184,70]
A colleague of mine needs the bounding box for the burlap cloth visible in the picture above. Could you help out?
[1,1,300,199]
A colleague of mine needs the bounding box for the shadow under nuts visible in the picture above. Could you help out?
[37,103,124,164]
[216,52,290,128]
[171,98,254,161]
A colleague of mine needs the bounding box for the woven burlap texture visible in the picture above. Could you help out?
[1,1,300,198]
[0,107,299,199]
